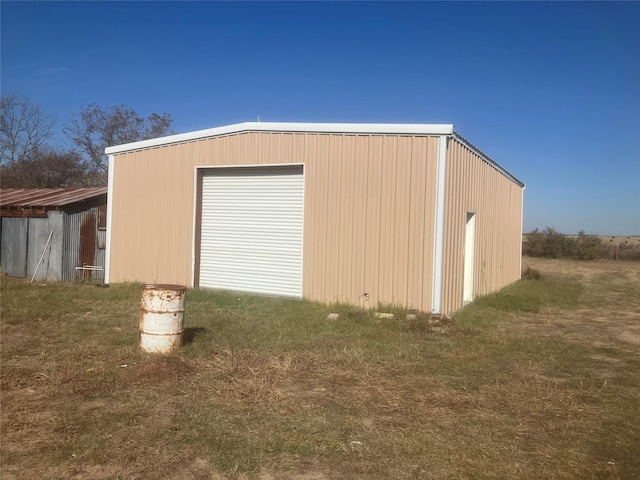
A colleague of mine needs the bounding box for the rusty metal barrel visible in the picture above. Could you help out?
[139,284,186,353]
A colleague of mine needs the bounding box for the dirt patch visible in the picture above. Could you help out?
[618,329,640,345]
[122,355,196,385]
[260,456,331,480]
[515,366,569,385]
[524,257,640,281]
[514,258,640,355]
[261,473,329,480]
[589,354,623,364]
[66,465,132,480]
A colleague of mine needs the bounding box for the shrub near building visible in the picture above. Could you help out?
[523,228,601,260]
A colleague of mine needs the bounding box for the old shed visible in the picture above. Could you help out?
[105,122,524,315]
[1,187,107,281]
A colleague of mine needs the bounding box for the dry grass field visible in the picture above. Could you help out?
[1,257,639,479]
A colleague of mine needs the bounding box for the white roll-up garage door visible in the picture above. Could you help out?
[199,165,304,297]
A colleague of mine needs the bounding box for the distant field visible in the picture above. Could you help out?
[523,234,640,244]
[566,235,640,244]
[2,258,640,479]
[523,233,640,261]
[584,235,640,244]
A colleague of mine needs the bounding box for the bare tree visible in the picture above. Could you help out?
[63,104,173,174]
[1,93,55,166]
[0,148,89,188]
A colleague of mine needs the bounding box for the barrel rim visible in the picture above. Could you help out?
[142,284,187,291]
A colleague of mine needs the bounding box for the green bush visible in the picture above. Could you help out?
[523,228,602,260]
[524,227,574,258]
[573,231,601,260]
[522,266,542,280]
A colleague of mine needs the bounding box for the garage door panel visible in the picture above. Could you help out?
[199,165,304,297]
[202,222,303,232]
[203,235,300,248]
[200,254,302,268]
[200,249,302,263]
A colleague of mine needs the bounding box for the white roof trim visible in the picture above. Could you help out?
[105,121,455,155]
[452,132,525,188]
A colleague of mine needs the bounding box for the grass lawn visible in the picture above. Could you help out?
[2,258,639,479]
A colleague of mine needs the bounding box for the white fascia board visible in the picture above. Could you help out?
[105,122,455,155]
[452,132,525,188]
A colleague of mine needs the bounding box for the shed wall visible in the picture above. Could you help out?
[1,217,28,277]
[109,132,440,311]
[441,138,523,314]
[63,207,105,281]
[1,215,64,280]
[16,213,64,281]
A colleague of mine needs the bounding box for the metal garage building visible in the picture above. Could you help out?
[105,122,524,315]
[1,187,108,281]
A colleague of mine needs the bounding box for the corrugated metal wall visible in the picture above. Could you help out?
[1,217,28,277]
[2,206,105,282]
[440,138,523,314]
[62,212,77,280]
[110,132,440,311]
[1,213,64,281]
[28,212,64,281]
[27,217,50,281]
[63,207,104,281]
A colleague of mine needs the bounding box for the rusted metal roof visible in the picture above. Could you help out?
[0,187,107,208]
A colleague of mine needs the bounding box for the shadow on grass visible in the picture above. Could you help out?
[183,327,207,345]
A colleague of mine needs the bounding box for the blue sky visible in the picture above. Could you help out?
[2,1,639,235]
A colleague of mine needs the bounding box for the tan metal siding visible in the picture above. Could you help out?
[324,135,342,301]
[363,136,384,306]
[413,137,439,309]
[393,138,411,305]
[110,132,440,311]
[441,138,523,315]
[301,134,325,299]
[337,136,355,301]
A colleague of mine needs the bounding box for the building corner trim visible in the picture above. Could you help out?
[431,135,448,314]
[104,155,115,284]
[519,185,525,278]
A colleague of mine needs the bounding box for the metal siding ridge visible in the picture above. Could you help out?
[452,132,525,188]
[105,122,455,155]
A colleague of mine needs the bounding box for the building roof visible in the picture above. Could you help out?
[0,187,107,208]
[104,121,524,188]
[105,121,455,155]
